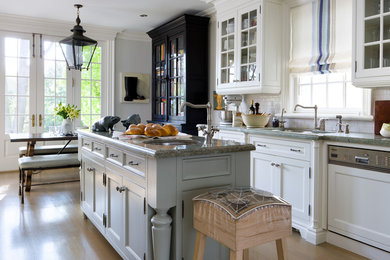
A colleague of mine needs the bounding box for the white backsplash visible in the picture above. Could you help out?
[212,87,390,134]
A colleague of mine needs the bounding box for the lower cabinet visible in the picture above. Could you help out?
[81,152,147,260]
[251,151,311,223]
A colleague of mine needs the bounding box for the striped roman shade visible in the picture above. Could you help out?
[289,0,352,74]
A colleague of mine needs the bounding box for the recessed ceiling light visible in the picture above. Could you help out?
[140,14,148,17]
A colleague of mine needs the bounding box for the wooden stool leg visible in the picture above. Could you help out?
[193,231,207,260]
[276,238,287,260]
[230,249,243,260]
[243,248,249,260]
[21,170,25,204]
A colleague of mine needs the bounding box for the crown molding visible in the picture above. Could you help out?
[196,6,216,16]
[116,30,151,42]
[0,13,119,40]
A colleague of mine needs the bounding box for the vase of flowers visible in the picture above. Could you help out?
[54,102,81,135]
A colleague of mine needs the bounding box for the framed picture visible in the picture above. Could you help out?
[121,73,150,104]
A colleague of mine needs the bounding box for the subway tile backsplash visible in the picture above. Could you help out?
[211,87,390,134]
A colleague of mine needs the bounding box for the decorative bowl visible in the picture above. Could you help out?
[241,114,271,128]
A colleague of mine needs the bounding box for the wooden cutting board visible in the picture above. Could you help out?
[374,100,390,135]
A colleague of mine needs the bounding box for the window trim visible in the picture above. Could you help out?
[286,73,372,119]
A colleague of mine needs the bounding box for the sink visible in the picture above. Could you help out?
[143,138,201,146]
[271,128,334,134]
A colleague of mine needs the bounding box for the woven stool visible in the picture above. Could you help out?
[192,188,292,260]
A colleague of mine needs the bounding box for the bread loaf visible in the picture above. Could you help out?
[125,123,179,137]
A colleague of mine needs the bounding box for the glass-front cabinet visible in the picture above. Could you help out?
[147,15,209,135]
[215,0,282,94]
[353,0,390,87]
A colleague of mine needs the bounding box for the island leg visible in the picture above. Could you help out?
[151,208,172,260]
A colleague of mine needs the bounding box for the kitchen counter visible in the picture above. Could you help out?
[216,125,390,147]
[77,129,255,158]
[77,129,253,260]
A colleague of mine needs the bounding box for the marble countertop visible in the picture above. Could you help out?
[217,125,390,147]
[77,129,255,158]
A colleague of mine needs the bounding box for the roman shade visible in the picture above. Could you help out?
[289,0,352,73]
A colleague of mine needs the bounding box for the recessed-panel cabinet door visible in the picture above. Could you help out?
[123,177,147,260]
[93,162,106,233]
[251,152,276,193]
[279,157,310,223]
[106,168,123,248]
[82,159,95,216]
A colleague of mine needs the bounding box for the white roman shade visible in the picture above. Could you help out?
[289,0,352,73]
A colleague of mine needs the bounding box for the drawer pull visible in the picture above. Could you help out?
[257,144,267,148]
[94,147,102,151]
[110,153,119,158]
[128,161,140,166]
[84,143,90,146]
[116,186,126,193]
[271,162,280,167]
[290,148,301,153]
[86,167,95,172]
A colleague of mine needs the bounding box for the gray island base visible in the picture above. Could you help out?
[77,130,255,260]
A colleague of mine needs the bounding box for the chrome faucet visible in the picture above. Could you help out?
[180,102,219,144]
[280,108,287,129]
[336,115,350,134]
[294,104,318,130]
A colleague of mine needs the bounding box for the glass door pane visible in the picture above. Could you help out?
[154,42,167,118]
[240,9,257,82]
[43,41,68,131]
[4,37,31,133]
[220,18,235,84]
[365,0,380,17]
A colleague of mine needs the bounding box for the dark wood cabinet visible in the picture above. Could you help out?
[147,14,209,135]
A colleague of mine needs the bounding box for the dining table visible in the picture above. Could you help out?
[9,132,78,191]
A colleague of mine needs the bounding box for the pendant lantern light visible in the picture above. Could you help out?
[59,4,97,71]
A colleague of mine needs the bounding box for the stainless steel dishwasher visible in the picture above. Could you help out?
[328,145,390,252]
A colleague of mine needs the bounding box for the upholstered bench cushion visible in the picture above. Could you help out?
[18,154,80,170]
[18,144,78,156]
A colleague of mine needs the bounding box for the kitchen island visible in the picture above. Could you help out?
[77,129,255,260]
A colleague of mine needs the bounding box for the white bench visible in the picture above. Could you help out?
[18,153,80,204]
[18,144,78,157]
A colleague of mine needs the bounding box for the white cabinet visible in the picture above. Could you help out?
[81,154,106,234]
[353,0,390,87]
[250,143,311,224]
[214,129,247,143]
[214,0,282,94]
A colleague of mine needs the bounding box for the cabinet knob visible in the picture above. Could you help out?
[128,161,139,166]
[116,186,126,193]
[86,167,95,172]
[110,153,119,158]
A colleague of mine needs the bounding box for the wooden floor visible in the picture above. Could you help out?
[0,170,367,260]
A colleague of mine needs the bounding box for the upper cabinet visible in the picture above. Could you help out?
[353,0,390,87]
[213,0,282,94]
[147,15,209,135]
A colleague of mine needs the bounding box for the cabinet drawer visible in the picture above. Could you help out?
[182,155,231,181]
[92,141,105,157]
[124,152,146,176]
[249,135,311,161]
[107,146,123,165]
[82,138,92,151]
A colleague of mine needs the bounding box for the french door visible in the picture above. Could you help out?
[0,32,73,171]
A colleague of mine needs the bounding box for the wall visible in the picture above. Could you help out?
[114,38,152,131]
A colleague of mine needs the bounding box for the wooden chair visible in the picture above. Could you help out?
[192,188,292,260]
[18,153,80,204]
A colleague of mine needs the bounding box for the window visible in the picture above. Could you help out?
[80,46,102,129]
[293,71,365,115]
[289,0,370,116]
[43,41,68,131]
[4,37,31,133]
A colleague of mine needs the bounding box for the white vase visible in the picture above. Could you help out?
[61,118,73,135]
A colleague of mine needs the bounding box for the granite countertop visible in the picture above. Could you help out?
[77,129,255,158]
[217,125,390,147]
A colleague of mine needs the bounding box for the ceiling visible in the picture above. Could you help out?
[0,0,213,33]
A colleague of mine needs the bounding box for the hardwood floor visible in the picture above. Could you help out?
[0,170,367,260]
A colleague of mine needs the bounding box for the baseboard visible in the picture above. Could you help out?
[327,231,390,260]
[293,222,327,245]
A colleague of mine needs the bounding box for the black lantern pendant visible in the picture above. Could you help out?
[60,4,97,71]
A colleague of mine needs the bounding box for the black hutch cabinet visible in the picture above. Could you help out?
[147,14,209,135]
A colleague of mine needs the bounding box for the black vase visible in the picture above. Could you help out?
[124,77,138,101]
